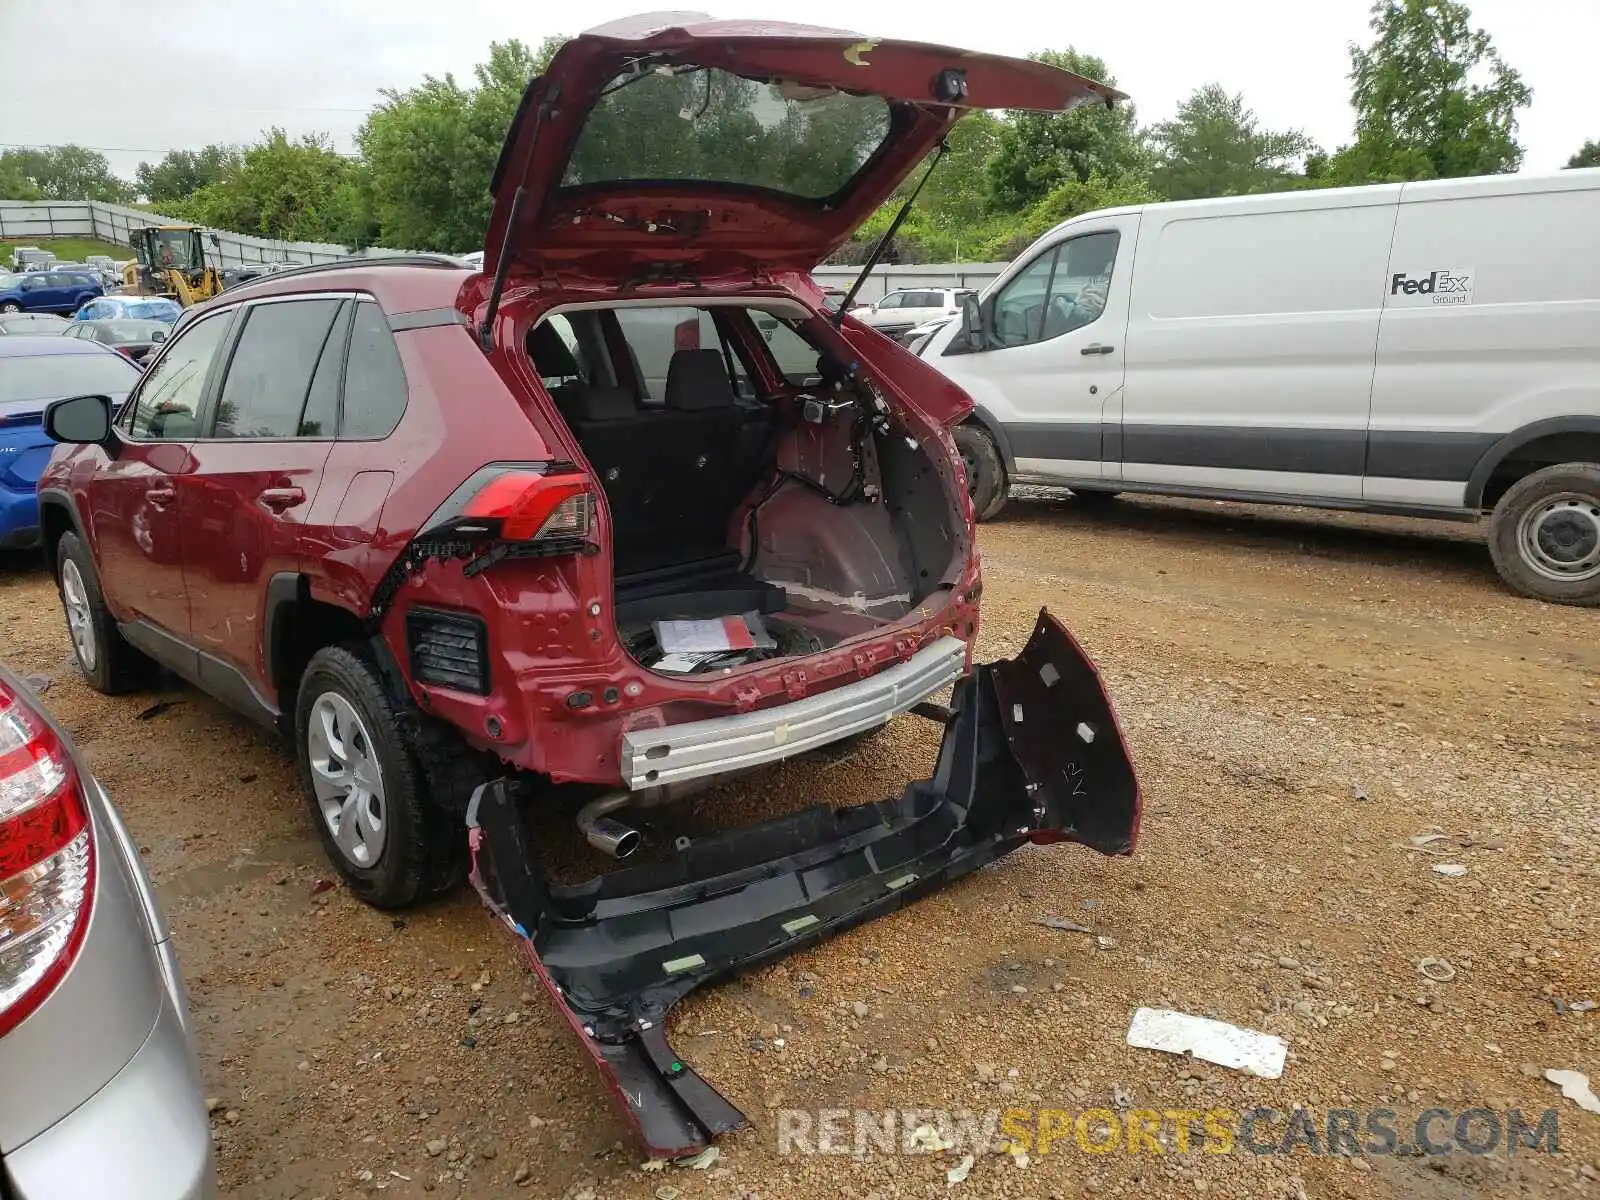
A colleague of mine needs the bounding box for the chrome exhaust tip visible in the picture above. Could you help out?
[577,792,641,859]
[585,817,642,859]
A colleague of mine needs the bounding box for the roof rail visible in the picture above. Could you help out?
[218,253,467,294]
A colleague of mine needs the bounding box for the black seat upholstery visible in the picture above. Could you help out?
[664,348,735,411]
[543,345,778,582]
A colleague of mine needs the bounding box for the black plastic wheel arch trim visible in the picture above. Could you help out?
[465,608,1139,1157]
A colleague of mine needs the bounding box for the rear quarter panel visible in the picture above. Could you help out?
[301,321,559,619]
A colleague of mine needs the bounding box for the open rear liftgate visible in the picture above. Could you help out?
[466,608,1140,1157]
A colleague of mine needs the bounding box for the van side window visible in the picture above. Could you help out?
[992,231,1119,347]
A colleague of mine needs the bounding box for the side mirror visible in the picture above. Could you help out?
[44,394,113,445]
[950,294,989,354]
[151,329,168,343]
[208,233,221,247]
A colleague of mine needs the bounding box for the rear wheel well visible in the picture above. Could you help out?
[269,585,495,817]
[1482,432,1600,510]
[269,591,366,717]
[38,501,76,576]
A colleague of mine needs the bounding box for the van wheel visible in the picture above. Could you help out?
[1487,462,1600,606]
[954,425,1008,521]
[55,532,148,694]
[295,646,465,908]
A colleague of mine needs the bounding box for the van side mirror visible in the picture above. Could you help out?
[949,294,989,354]
[44,394,113,445]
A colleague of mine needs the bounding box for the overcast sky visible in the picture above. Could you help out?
[2,0,1594,183]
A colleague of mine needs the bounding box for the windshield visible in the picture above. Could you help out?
[0,354,140,405]
[562,66,892,200]
[150,230,200,270]
[121,299,181,321]
[94,321,168,344]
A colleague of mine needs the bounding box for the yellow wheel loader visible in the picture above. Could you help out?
[122,226,224,307]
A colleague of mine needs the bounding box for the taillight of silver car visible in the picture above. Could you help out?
[0,678,94,1038]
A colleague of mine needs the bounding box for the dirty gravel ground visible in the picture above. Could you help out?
[2,492,1597,1200]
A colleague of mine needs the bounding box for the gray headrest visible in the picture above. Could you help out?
[664,349,734,411]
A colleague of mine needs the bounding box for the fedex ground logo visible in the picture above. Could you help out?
[1390,267,1475,305]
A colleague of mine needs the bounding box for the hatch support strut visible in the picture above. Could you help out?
[834,139,950,324]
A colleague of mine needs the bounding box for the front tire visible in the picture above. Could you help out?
[0,302,20,314]
[1487,462,1600,606]
[295,646,465,908]
[954,424,1008,521]
[55,531,148,693]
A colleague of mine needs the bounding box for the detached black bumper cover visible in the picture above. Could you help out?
[466,608,1139,1157]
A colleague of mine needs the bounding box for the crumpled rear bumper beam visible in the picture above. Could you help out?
[466,608,1139,1157]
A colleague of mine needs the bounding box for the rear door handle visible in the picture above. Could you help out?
[1081,343,1116,356]
[258,486,306,512]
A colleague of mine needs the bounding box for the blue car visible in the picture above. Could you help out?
[0,337,140,548]
[73,295,182,324]
[0,270,104,316]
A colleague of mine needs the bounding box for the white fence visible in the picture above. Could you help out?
[0,199,1010,294]
[0,200,414,269]
[812,262,1007,302]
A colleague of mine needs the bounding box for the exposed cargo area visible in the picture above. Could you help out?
[526,301,965,676]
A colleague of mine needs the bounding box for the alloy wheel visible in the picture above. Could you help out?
[306,691,388,867]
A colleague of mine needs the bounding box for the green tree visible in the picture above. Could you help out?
[0,146,130,201]
[1151,85,1317,200]
[1331,0,1530,183]
[178,129,360,242]
[359,37,561,252]
[0,155,42,201]
[135,146,242,207]
[987,172,1157,258]
[1567,140,1600,169]
[984,51,1145,213]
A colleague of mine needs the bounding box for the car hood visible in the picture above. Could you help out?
[484,13,1122,278]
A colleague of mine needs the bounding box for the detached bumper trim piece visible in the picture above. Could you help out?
[468,609,1139,1159]
[619,636,968,789]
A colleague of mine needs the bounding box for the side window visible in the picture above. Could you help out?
[991,231,1119,347]
[613,306,707,401]
[757,318,823,385]
[529,314,588,388]
[340,301,408,439]
[875,292,902,310]
[124,312,231,440]
[298,301,351,438]
[211,299,343,439]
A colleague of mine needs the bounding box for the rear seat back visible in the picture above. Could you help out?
[533,326,781,580]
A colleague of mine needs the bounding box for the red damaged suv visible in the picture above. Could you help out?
[39,15,1139,1154]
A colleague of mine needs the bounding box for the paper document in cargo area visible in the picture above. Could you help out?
[655,613,777,655]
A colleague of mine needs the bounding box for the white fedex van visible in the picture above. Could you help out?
[920,168,1600,605]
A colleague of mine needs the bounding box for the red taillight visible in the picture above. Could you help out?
[0,678,93,1039]
[420,463,596,553]
[461,472,591,542]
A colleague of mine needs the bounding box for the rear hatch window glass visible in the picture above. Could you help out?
[562,67,891,200]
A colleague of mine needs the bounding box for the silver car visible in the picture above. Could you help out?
[0,666,216,1198]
